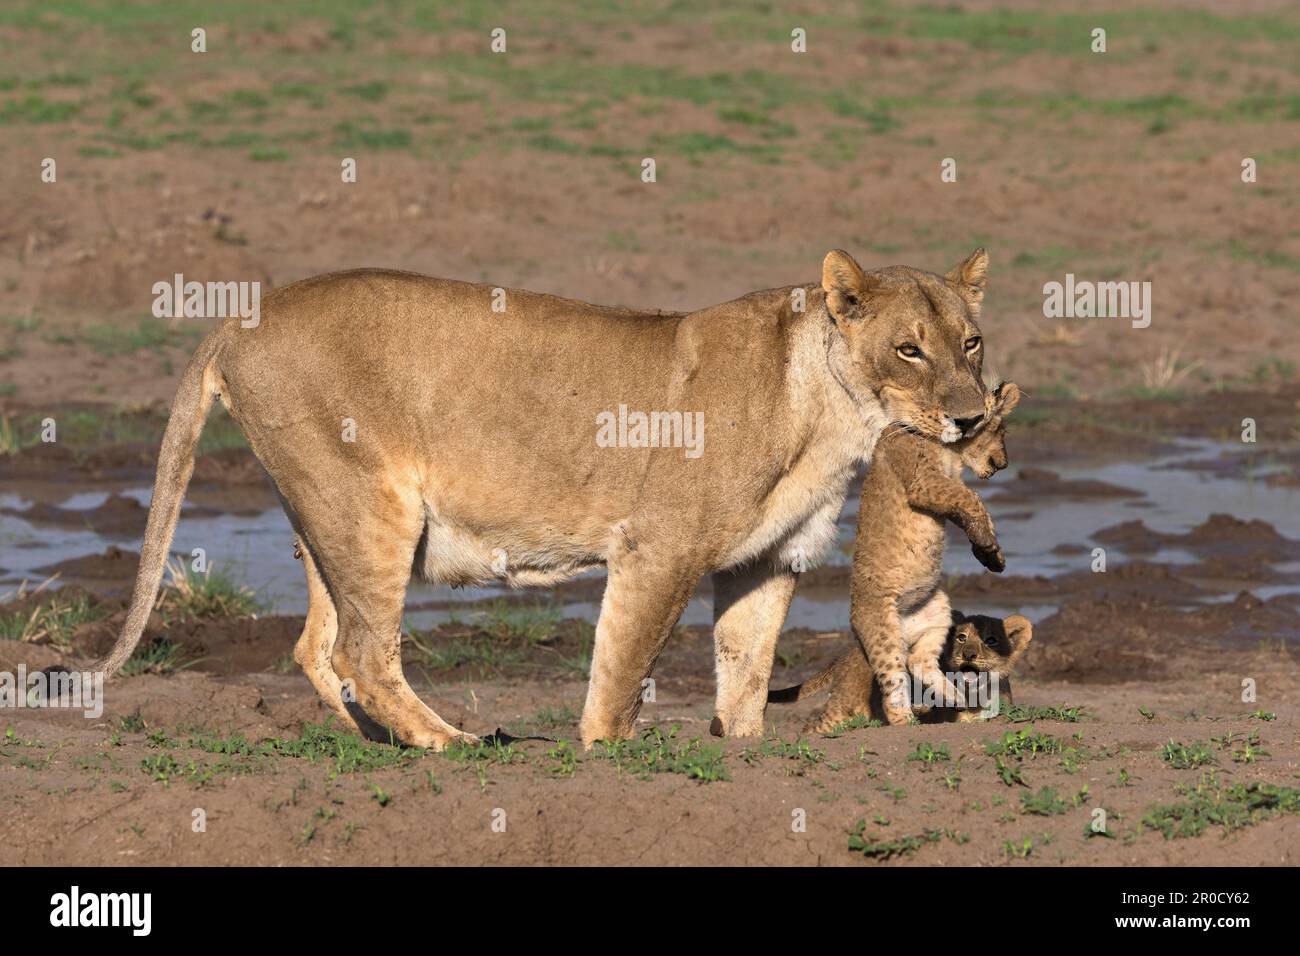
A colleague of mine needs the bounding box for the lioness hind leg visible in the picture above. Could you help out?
[291,537,362,733]
[309,499,474,751]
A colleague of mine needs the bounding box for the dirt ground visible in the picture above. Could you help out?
[3,1,1300,866]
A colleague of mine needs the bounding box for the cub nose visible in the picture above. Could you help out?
[952,413,984,436]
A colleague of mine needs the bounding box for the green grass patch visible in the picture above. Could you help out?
[1160,739,1217,770]
[0,94,79,124]
[0,591,101,645]
[120,636,196,677]
[1142,773,1300,839]
[1000,703,1086,723]
[159,560,264,621]
[1020,786,1068,816]
[593,726,728,782]
[848,822,942,859]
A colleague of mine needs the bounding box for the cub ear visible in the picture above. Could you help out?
[821,249,875,321]
[994,381,1021,415]
[1002,614,1033,663]
[946,247,989,310]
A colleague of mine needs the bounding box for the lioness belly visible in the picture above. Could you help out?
[415,506,606,589]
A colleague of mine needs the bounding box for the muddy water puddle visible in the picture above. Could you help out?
[2,439,1298,632]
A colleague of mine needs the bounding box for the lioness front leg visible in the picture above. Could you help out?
[709,563,798,737]
[579,545,700,749]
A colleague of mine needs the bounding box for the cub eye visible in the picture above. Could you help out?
[985,635,997,646]
[964,336,982,352]
[956,632,966,644]
[897,344,922,360]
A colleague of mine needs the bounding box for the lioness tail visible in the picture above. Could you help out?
[96,334,223,678]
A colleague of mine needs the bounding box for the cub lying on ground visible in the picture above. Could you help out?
[769,612,1034,731]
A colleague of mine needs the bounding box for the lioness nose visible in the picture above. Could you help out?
[953,413,983,435]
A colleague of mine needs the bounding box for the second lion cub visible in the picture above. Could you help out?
[832,381,1020,726]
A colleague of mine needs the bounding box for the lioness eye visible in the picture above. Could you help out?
[897,344,922,359]
[964,336,981,352]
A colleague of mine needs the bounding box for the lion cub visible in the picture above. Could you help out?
[772,381,1021,728]
[770,613,1033,731]
[850,380,1020,725]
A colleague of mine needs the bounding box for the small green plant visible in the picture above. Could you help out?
[1231,730,1268,764]
[994,756,1026,787]
[1161,739,1217,770]
[906,742,951,770]
[1021,787,1068,816]
[120,636,196,676]
[159,559,264,620]
[985,728,1067,759]
[546,740,579,777]
[821,713,882,737]
[848,821,942,860]
[1002,836,1034,860]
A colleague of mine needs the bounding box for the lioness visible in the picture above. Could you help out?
[769,613,1034,732]
[98,247,991,750]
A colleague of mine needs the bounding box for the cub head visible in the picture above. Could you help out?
[959,380,1021,479]
[941,612,1034,682]
[822,247,990,444]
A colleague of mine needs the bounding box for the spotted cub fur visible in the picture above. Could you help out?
[772,381,1021,727]
[770,612,1033,731]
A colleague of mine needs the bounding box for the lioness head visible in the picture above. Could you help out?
[822,247,990,444]
[942,612,1034,682]
[959,380,1021,479]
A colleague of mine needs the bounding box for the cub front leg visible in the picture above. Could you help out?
[579,542,701,749]
[910,477,1004,573]
[710,562,798,737]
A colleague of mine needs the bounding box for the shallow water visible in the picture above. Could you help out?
[2,439,1297,632]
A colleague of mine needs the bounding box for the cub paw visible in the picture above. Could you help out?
[972,542,1005,573]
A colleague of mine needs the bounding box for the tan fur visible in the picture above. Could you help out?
[98,249,991,750]
[770,613,1034,732]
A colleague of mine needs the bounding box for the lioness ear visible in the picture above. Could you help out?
[1003,614,1033,664]
[946,247,989,310]
[821,249,875,321]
